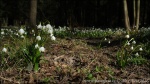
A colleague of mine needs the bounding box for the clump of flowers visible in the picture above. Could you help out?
[12,23,56,72]
[116,34,146,68]
[37,23,56,41]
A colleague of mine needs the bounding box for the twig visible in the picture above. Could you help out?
[0,76,20,84]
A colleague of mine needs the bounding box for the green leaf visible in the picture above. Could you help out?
[34,63,39,72]
[87,73,93,80]
[95,66,100,72]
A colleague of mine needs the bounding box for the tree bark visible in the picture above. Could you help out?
[133,0,136,29]
[29,0,37,35]
[136,0,140,31]
[0,19,1,37]
[123,0,131,33]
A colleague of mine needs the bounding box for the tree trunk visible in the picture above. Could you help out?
[133,0,136,29]
[123,0,131,33]
[135,0,140,31]
[29,0,37,35]
[0,19,1,37]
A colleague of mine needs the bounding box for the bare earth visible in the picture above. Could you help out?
[1,38,150,83]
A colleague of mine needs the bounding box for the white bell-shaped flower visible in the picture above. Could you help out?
[127,42,130,45]
[37,23,42,29]
[135,52,139,57]
[46,24,53,34]
[39,47,45,52]
[36,36,41,41]
[132,41,136,44]
[125,35,130,39]
[51,35,56,41]
[18,28,25,35]
[35,44,39,49]
[130,46,134,50]
[1,31,4,35]
[139,48,143,51]
[2,47,7,53]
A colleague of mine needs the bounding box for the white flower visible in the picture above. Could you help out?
[1,31,4,35]
[16,33,18,36]
[42,26,46,30]
[21,35,24,38]
[35,44,39,49]
[125,35,130,39]
[50,34,53,37]
[130,46,134,50]
[24,32,27,35]
[135,52,139,57]
[108,40,111,44]
[18,28,25,35]
[132,41,136,44]
[37,23,42,29]
[2,48,7,52]
[46,24,52,29]
[32,30,34,33]
[51,35,56,41]
[127,42,130,45]
[39,47,45,52]
[36,36,41,41]
[46,24,53,34]
[139,48,143,51]
[48,29,53,34]
[104,38,107,41]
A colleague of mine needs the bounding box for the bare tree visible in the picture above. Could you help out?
[29,0,37,35]
[133,0,136,29]
[123,0,140,33]
[135,0,140,31]
[123,0,131,33]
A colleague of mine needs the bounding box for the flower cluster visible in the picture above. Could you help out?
[116,34,145,68]
[37,23,56,41]
[125,34,143,57]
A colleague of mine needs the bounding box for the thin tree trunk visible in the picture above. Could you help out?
[136,0,140,31]
[0,19,1,37]
[29,0,37,35]
[133,0,136,29]
[123,0,130,33]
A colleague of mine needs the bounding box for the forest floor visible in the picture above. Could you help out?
[1,37,150,83]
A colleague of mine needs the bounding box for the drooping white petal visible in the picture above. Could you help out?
[35,44,39,49]
[36,36,41,41]
[18,28,25,35]
[139,48,143,51]
[130,46,134,50]
[39,47,45,52]
[51,35,56,41]
[135,52,139,57]
[37,23,42,29]
[132,41,136,44]
[125,35,130,39]
[2,48,7,52]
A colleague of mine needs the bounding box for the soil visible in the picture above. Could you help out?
[0,38,150,84]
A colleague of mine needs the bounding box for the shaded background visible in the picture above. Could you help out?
[0,0,150,28]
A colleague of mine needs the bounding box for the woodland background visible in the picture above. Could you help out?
[0,0,150,29]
